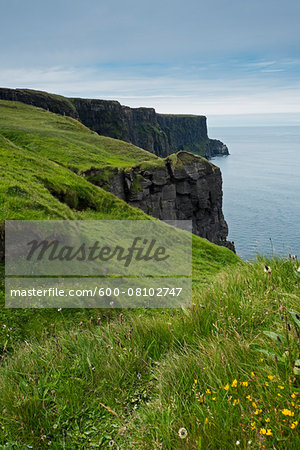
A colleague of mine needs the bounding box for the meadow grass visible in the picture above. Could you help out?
[0,259,299,449]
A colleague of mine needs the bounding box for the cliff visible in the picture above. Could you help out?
[82,151,234,250]
[0,88,229,159]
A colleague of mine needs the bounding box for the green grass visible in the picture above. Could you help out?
[0,259,299,448]
[1,100,298,448]
[0,100,159,173]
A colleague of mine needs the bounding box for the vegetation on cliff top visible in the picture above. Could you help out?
[0,101,299,449]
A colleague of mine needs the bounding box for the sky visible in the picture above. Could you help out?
[0,0,300,126]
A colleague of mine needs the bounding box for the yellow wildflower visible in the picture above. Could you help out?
[290,421,298,430]
[212,397,216,401]
[260,358,264,362]
[194,379,198,385]
[281,409,294,417]
[242,381,248,387]
[224,383,229,391]
[252,402,257,408]
[291,402,295,407]
[255,409,262,415]
[251,372,255,378]
[233,399,239,406]
[291,393,296,399]
[265,382,269,386]
[277,393,282,397]
[205,389,211,394]
[266,429,272,436]
[251,422,256,430]
[278,385,284,390]
[260,428,266,435]
[246,395,252,401]
[205,417,209,424]
[267,375,274,380]
[231,379,238,388]
[265,418,270,423]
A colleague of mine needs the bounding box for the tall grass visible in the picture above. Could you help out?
[0,258,299,448]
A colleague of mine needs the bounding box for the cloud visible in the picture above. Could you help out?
[1,0,300,67]
[1,65,299,119]
[0,0,299,124]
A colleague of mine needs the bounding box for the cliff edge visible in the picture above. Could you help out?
[82,151,234,251]
[0,88,229,159]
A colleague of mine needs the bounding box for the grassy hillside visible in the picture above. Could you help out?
[0,100,159,173]
[0,101,299,449]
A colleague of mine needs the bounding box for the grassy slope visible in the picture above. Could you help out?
[0,101,299,448]
[0,100,159,173]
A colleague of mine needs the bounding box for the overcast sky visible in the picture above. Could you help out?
[1,0,299,125]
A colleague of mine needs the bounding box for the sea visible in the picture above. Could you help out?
[209,126,300,261]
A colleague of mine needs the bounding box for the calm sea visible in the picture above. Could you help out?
[209,126,300,260]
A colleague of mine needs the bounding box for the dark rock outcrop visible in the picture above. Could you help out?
[83,151,235,250]
[0,87,229,159]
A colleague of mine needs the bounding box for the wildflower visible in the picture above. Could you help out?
[277,393,282,397]
[233,399,239,406]
[267,375,274,380]
[236,440,240,446]
[266,429,272,436]
[281,409,294,417]
[248,441,252,445]
[255,409,262,415]
[278,385,284,390]
[265,382,269,386]
[259,358,264,362]
[194,379,198,385]
[251,372,255,378]
[53,424,58,430]
[264,265,271,274]
[251,422,256,430]
[252,402,257,408]
[265,418,270,423]
[212,397,216,401]
[57,308,62,312]
[231,379,238,388]
[291,393,296,399]
[290,421,298,429]
[178,428,188,439]
[224,383,229,391]
[246,395,252,401]
[205,418,209,424]
[242,381,248,387]
[205,389,211,394]
[260,428,267,435]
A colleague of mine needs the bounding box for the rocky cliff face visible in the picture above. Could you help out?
[82,151,234,250]
[0,88,229,158]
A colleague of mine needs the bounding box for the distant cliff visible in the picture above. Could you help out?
[82,151,234,251]
[0,88,229,159]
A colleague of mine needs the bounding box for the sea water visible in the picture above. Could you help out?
[209,126,300,260]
